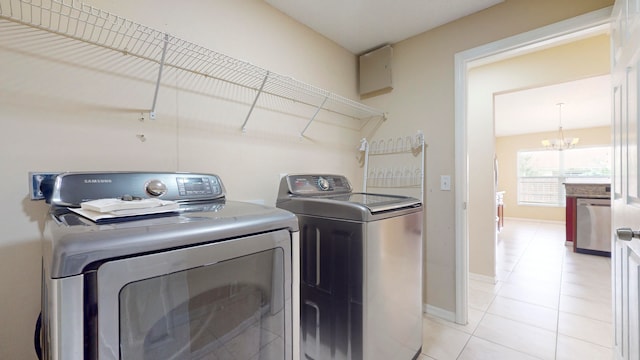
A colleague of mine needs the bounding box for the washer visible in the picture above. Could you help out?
[37,172,299,360]
[276,174,423,360]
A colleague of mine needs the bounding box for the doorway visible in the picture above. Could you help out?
[453,7,612,324]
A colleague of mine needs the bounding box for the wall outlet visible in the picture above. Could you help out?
[440,175,451,191]
[29,172,59,200]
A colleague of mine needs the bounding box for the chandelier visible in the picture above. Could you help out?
[541,102,579,150]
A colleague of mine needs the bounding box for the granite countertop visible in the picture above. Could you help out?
[564,182,611,198]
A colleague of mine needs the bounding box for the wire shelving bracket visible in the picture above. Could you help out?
[301,96,328,137]
[0,0,386,130]
[241,71,269,132]
[150,33,168,120]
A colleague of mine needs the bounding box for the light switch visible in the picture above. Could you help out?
[440,175,451,191]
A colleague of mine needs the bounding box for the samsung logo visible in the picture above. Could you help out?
[84,179,112,184]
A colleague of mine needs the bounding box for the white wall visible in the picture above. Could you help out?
[0,1,364,358]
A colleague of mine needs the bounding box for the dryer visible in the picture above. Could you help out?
[37,172,299,360]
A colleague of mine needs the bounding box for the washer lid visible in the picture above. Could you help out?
[277,174,421,219]
[314,193,421,213]
[277,192,421,221]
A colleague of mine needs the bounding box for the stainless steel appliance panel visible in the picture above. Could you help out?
[43,275,84,360]
[295,211,422,360]
[298,216,363,360]
[364,211,422,360]
[97,229,293,359]
[576,197,611,256]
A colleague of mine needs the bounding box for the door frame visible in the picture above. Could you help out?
[453,7,612,324]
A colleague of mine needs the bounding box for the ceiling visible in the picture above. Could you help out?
[264,0,504,54]
[263,0,610,137]
[494,75,611,137]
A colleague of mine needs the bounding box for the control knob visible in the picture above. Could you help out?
[146,179,167,197]
[317,177,330,191]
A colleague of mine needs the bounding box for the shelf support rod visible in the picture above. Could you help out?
[241,71,269,132]
[300,96,328,137]
[150,33,169,120]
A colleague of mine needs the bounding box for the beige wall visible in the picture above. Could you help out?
[0,1,363,358]
[496,126,612,221]
[363,0,613,313]
[466,34,611,279]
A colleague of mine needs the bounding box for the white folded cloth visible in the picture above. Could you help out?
[80,198,178,214]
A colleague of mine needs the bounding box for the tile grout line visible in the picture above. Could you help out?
[453,221,612,359]
[553,225,566,360]
[456,289,495,359]
[499,222,562,359]
[457,222,541,359]
[455,231,505,360]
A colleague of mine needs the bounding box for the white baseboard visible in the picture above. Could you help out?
[424,304,456,322]
[469,272,497,284]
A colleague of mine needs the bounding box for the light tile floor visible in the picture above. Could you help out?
[420,219,612,360]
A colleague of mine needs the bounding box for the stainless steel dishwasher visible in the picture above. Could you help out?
[576,197,611,256]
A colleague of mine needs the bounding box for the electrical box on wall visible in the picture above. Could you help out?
[359,45,393,97]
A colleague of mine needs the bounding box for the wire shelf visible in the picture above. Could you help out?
[361,131,425,203]
[0,0,386,131]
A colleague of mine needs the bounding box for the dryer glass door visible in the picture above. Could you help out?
[119,248,284,359]
[95,230,292,360]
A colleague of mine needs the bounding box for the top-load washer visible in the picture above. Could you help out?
[37,172,299,360]
[276,174,423,360]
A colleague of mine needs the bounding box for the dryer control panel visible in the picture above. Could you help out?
[49,172,225,207]
[284,174,352,195]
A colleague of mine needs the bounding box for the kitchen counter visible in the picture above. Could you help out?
[564,182,611,199]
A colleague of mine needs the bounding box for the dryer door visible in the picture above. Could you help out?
[95,230,293,360]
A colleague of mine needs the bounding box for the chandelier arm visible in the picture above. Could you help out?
[541,102,579,150]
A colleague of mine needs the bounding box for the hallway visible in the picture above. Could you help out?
[420,219,612,359]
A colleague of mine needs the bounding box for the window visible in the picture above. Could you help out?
[517,146,611,206]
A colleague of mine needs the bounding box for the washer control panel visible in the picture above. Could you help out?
[286,174,352,195]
